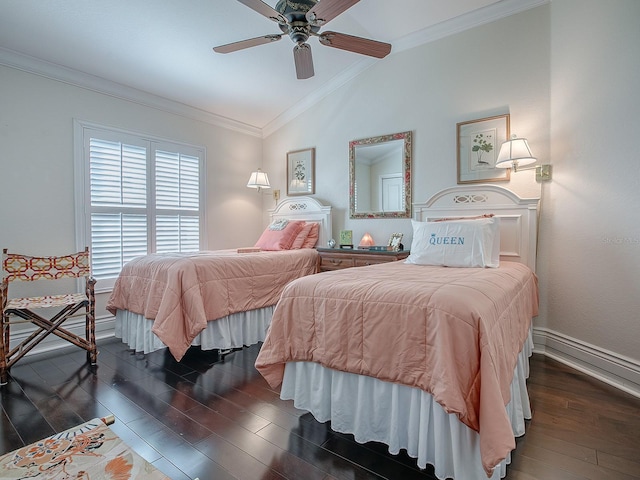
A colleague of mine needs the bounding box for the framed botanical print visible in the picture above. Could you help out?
[287,147,315,196]
[457,114,510,184]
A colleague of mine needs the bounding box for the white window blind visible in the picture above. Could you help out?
[154,148,201,255]
[76,122,205,287]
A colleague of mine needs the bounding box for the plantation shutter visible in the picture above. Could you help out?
[82,127,204,285]
[155,149,200,253]
[89,138,148,279]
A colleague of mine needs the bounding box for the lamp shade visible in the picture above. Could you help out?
[495,136,537,169]
[247,169,271,189]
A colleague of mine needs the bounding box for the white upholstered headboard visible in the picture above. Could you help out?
[413,185,539,272]
[269,196,332,248]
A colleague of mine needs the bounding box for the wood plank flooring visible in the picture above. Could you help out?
[1,338,639,480]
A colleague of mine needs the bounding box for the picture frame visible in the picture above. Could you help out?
[457,114,510,184]
[339,229,353,249]
[388,233,403,251]
[286,147,315,196]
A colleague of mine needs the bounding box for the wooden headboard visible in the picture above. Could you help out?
[269,196,332,248]
[413,185,540,272]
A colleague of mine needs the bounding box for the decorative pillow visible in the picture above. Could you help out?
[405,217,500,268]
[301,222,319,248]
[255,220,305,251]
[269,218,289,231]
[291,222,315,249]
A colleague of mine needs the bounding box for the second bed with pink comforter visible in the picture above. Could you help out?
[256,260,538,477]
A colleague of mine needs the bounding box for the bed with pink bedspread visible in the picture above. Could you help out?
[108,248,318,360]
[107,196,332,359]
[256,185,541,480]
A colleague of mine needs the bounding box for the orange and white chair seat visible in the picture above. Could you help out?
[5,293,88,311]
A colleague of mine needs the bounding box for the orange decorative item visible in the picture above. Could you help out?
[358,233,375,248]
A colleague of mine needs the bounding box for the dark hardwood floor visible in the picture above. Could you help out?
[1,338,639,480]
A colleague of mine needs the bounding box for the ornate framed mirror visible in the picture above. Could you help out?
[349,131,412,219]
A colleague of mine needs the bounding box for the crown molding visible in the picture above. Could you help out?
[0,47,262,138]
[263,0,549,137]
[1,0,548,140]
[394,0,549,53]
[262,56,378,138]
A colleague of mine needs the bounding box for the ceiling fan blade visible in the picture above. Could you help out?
[319,31,391,58]
[306,0,360,26]
[236,0,286,24]
[213,34,282,54]
[293,43,314,79]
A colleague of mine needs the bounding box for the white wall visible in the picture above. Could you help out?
[263,2,640,393]
[0,65,264,322]
[541,0,640,363]
[263,6,548,248]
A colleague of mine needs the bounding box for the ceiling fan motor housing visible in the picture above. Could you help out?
[275,0,316,19]
[276,0,320,43]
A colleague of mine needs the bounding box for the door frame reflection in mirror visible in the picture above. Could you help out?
[349,131,412,219]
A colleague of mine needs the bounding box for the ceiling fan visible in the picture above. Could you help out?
[213,0,392,79]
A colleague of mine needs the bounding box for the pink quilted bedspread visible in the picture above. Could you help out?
[106,249,318,360]
[255,260,538,476]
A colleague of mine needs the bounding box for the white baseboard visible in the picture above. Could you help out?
[13,319,640,400]
[533,326,640,399]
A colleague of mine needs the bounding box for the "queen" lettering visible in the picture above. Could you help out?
[429,233,465,246]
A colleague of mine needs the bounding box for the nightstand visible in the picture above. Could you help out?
[316,248,410,272]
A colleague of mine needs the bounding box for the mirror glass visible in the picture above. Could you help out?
[349,131,412,219]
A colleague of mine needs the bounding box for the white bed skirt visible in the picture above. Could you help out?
[114,306,274,354]
[280,330,533,480]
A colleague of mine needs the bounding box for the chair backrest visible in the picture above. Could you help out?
[2,248,91,283]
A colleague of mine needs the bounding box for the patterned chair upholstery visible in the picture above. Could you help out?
[0,248,97,384]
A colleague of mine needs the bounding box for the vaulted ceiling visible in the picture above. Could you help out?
[0,0,542,134]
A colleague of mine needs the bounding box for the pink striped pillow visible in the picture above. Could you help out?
[291,223,315,249]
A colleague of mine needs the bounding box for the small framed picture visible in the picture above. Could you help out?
[287,147,315,196]
[388,233,403,251]
[457,114,510,184]
[339,230,353,249]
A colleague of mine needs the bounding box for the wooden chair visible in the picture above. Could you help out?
[0,248,97,384]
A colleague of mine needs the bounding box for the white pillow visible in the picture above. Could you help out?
[405,217,500,268]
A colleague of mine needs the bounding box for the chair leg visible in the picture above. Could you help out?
[86,277,98,366]
[0,314,9,385]
[84,313,97,366]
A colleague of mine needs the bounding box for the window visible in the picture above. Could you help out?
[75,121,205,289]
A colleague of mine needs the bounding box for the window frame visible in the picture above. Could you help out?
[74,120,207,292]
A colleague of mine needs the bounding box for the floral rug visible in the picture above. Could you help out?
[0,417,171,479]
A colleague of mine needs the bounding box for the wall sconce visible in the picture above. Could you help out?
[495,135,552,181]
[247,169,280,203]
[358,233,375,248]
[246,169,271,191]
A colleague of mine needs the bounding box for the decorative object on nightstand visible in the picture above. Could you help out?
[339,229,353,249]
[358,233,375,249]
[316,247,410,272]
[327,238,336,248]
[388,233,403,251]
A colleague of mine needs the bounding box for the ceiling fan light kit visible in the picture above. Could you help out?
[213,0,391,79]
